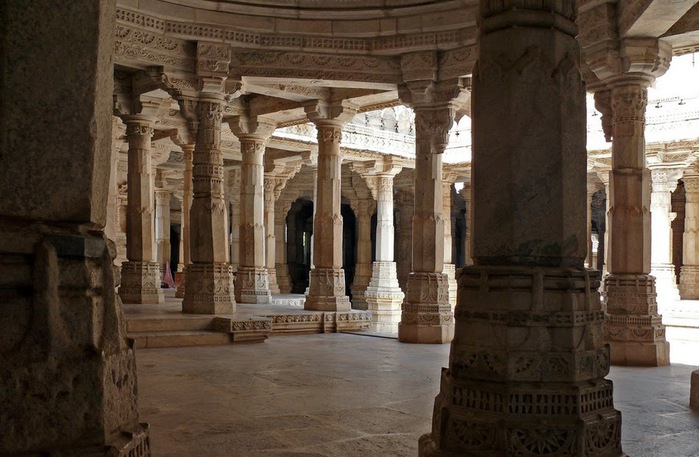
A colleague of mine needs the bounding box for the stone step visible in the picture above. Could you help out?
[126,316,214,334]
[131,330,231,349]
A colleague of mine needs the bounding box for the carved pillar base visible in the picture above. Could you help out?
[267,267,281,295]
[351,263,373,310]
[679,265,699,299]
[276,263,292,294]
[604,274,669,366]
[305,267,351,311]
[651,263,680,306]
[420,266,624,457]
[182,263,235,314]
[365,261,405,333]
[399,272,453,344]
[119,261,164,304]
[443,263,458,311]
[234,266,272,304]
[175,272,186,298]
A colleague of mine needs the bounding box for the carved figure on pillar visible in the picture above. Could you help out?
[119,116,164,304]
[420,3,624,455]
[229,114,277,304]
[304,100,358,311]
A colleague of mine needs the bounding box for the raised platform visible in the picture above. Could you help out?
[124,289,371,348]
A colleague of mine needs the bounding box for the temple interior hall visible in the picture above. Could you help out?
[2,1,699,456]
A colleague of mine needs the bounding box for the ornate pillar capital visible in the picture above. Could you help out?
[304,100,358,130]
[649,167,683,194]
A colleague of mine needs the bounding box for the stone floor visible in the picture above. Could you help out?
[137,331,699,456]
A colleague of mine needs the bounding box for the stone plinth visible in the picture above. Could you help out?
[182,263,235,314]
[420,267,622,456]
[691,370,699,410]
[120,261,164,304]
[680,265,699,299]
[235,266,272,304]
[305,267,352,311]
[365,261,405,333]
[399,272,453,344]
[604,274,669,366]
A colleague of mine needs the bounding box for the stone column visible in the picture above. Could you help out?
[586,177,601,269]
[398,102,455,344]
[442,173,458,310]
[182,92,235,314]
[350,198,375,310]
[601,80,669,366]
[230,117,276,304]
[420,3,623,455]
[459,182,473,266]
[176,144,193,298]
[116,183,128,266]
[680,174,699,298]
[651,168,682,305]
[228,167,241,272]
[264,176,281,295]
[0,1,150,452]
[395,191,414,290]
[365,168,405,333]
[119,116,164,304]
[154,187,171,275]
[304,101,358,311]
[276,198,294,293]
[597,170,611,277]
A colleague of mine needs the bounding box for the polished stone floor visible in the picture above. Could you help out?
[137,332,699,456]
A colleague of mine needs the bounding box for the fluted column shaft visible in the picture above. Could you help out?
[420,3,624,455]
[602,81,669,366]
[182,95,235,314]
[680,175,699,298]
[119,116,163,304]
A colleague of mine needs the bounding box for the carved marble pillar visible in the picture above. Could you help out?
[116,183,128,266]
[398,103,454,344]
[680,174,699,298]
[601,81,669,367]
[442,173,458,310]
[275,198,294,293]
[395,191,414,290]
[230,119,276,304]
[586,178,601,269]
[350,199,376,310]
[154,187,171,276]
[228,167,241,272]
[176,144,193,298]
[119,116,164,304]
[650,168,681,305]
[365,170,405,333]
[597,171,611,277]
[420,4,623,455]
[182,93,235,314]
[304,101,358,311]
[459,182,473,266]
[264,176,281,295]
